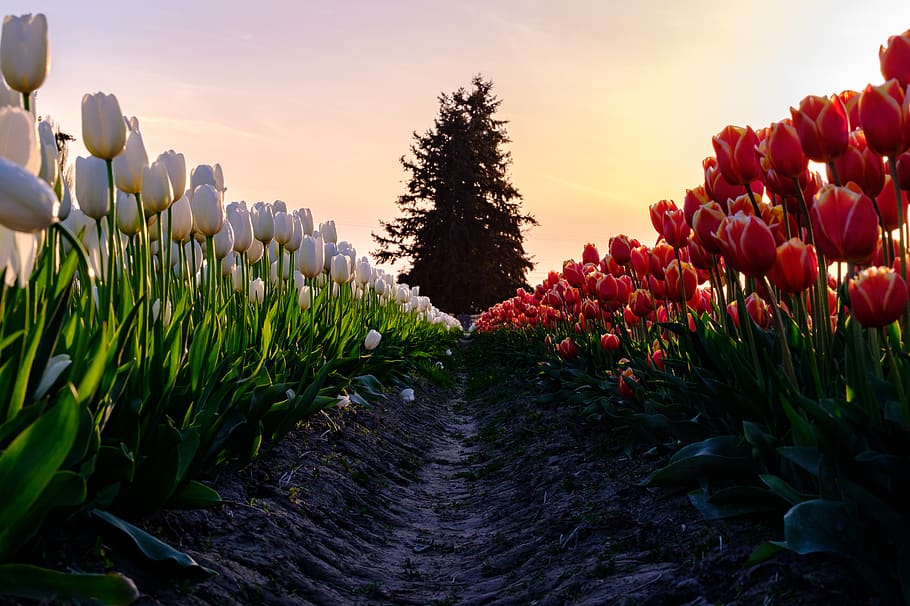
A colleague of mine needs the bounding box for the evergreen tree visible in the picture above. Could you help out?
[373,76,536,314]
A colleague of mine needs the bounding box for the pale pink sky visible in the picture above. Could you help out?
[9,0,910,285]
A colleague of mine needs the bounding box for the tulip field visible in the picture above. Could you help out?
[0,12,462,604]
[477,27,910,603]
[4,6,910,605]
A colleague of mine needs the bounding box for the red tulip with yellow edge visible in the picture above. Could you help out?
[767,238,819,294]
[827,129,885,196]
[649,199,677,235]
[880,29,910,89]
[684,185,710,226]
[661,208,691,249]
[790,94,849,162]
[556,337,579,360]
[714,212,777,277]
[838,90,861,132]
[811,184,880,263]
[600,332,620,351]
[629,288,654,318]
[848,266,909,328]
[664,259,698,302]
[712,125,762,185]
[608,234,634,266]
[763,119,808,179]
[692,201,725,253]
[858,79,910,158]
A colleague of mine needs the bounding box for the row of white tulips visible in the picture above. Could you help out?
[0,12,459,330]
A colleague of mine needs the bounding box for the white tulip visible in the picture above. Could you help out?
[226,201,253,253]
[0,76,22,108]
[319,220,337,243]
[285,214,302,252]
[273,210,293,245]
[0,14,49,95]
[249,277,264,304]
[112,126,147,194]
[212,221,234,259]
[247,237,264,264]
[251,201,273,242]
[0,106,39,174]
[191,184,223,236]
[158,150,186,203]
[330,253,351,284]
[295,233,324,278]
[169,192,193,242]
[116,191,140,236]
[75,155,110,220]
[141,158,173,214]
[81,93,125,160]
[363,329,381,351]
[296,208,313,235]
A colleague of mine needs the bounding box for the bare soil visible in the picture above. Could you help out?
[5,339,883,605]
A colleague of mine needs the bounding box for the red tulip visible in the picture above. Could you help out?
[562,259,585,287]
[664,259,698,302]
[811,184,880,263]
[727,292,772,330]
[629,288,654,317]
[600,253,625,278]
[858,79,910,157]
[763,119,808,179]
[838,90,861,132]
[600,332,620,351]
[630,245,651,278]
[582,243,600,265]
[712,125,762,185]
[880,29,910,89]
[650,199,678,235]
[618,367,639,399]
[767,238,818,294]
[790,95,849,162]
[687,239,714,270]
[608,234,634,266]
[649,349,665,371]
[897,150,910,190]
[876,174,910,230]
[661,208,691,249]
[684,185,710,226]
[649,242,676,279]
[849,266,908,328]
[727,193,757,216]
[827,129,885,196]
[714,212,777,277]
[692,201,726,253]
[556,337,579,360]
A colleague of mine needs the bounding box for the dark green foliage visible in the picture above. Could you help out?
[373,76,536,314]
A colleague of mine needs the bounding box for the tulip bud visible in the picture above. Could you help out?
[75,155,110,220]
[116,191,140,236]
[249,277,264,304]
[556,337,578,360]
[251,201,274,242]
[828,130,885,197]
[649,199,677,235]
[230,264,244,292]
[790,95,849,162]
[661,208,691,249]
[763,120,808,179]
[320,220,337,243]
[364,329,382,351]
[152,298,172,326]
[712,125,761,185]
[112,126,147,194]
[811,184,879,263]
[141,158,174,214]
[714,212,776,277]
[664,259,697,302]
[298,284,312,309]
[608,234,633,265]
[1,14,49,95]
[0,106,39,174]
[158,150,186,203]
[221,251,236,277]
[168,192,193,242]
[191,184,224,236]
[858,80,909,158]
[81,93,125,160]
[330,253,351,284]
[767,238,818,294]
[190,164,218,195]
[297,208,314,235]
[247,237,264,264]
[273,211,293,245]
[880,29,910,89]
[213,221,234,259]
[295,233,324,278]
[849,266,908,328]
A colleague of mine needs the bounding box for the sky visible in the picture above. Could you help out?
[7,0,910,287]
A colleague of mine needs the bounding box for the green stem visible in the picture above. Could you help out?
[888,156,909,349]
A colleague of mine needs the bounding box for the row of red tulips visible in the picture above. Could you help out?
[475,25,910,603]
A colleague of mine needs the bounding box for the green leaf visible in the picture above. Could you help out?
[0,397,79,557]
[170,480,222,509]
[0,470,86,553]
[777,446,821,477]
[779,499,868,561]
[745,542,784,567]
[641,435,756,488]
[0,564,138,605]
[688,485,785,520]
[92,509,215,576]
[760,474,812,506]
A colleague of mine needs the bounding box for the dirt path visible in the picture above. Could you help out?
[119,342,875,605]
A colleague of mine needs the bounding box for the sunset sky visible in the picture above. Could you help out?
[8,0,910,286]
